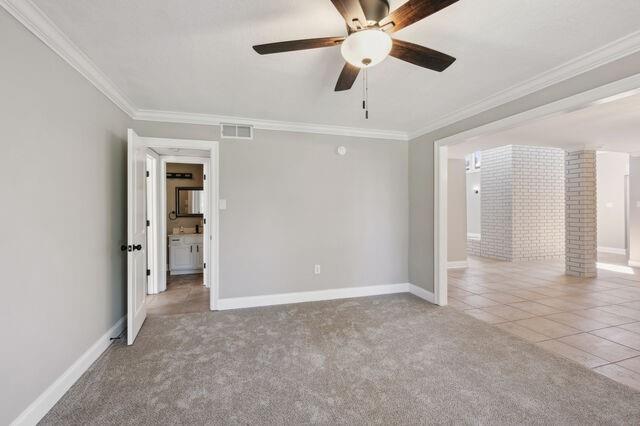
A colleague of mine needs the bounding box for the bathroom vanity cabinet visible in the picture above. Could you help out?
[168,234,204,275]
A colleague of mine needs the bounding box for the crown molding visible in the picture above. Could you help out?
[134,109,409,141]
[0,0,137,117]
[4,0,640,143]
[408,29,640,140]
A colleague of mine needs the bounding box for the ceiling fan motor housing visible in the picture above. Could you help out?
[359,0,390,25]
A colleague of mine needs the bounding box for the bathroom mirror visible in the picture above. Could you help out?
[176,187,204,217]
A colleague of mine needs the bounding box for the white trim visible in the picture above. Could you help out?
[434,143,448,306]
[628,260,640,268]
[467,232,481,240]
[135,109,408,141]
[0,0,137,117]
[142,138,220,310]
[407,284,436,304]
[597,246,627,256]
[10,316,126,426]
[434,73,640,148]
[5,0,640,143]
[448,260,469,269]
[217,283,412,310]
[408,30,640,139]
[169,268,204,276]
[433,72,640,311]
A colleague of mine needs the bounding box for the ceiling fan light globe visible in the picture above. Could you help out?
[340,29,392,68]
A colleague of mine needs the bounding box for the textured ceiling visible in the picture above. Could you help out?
[449,91,640,157]
[33,0,640,132]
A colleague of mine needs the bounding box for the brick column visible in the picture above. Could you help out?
[565,150,597,277]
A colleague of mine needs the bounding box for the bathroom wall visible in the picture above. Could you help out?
[166,163,204,234]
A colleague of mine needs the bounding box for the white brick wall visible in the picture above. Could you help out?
[480,146,513,260]
[565,150,598,277]
[480,145,565,261]
[511,146,565,261]
[467,236,482,256]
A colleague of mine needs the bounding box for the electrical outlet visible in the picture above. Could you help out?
[314,264,321,275]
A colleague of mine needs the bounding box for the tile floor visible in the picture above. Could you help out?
[147,273,210,316]
[449,253,640,391]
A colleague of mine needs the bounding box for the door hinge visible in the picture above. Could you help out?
[146,269,151,276]
[203,174,206,181]
[203,218,206,224]
[146,170,150,178]
[204,263,206,269]
[146,220,150,227]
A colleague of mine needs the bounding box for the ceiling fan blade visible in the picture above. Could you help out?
[253,37,345,55]
[390,39,455,71]
[380,0,459,33]
[330,0,368,29]
[335,62,360,91]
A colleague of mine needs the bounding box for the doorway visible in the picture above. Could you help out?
[148,160,209,315]
[126,131,219,344]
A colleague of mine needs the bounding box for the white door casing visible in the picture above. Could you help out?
[127,129,148,345]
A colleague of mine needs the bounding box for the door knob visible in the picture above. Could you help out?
[133,244,142,251]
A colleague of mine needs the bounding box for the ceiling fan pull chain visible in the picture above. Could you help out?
[362,67,369,119]
[364,67,369,120]
[362,69,366,111]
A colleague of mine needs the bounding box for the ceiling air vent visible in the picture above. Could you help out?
[221,123,253,140]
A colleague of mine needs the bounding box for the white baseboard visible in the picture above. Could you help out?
[448,260,469,269]
[467,233,481,240]
[407,284,436,304]
[597,246,627,256]
[217,283,439,310]
[629,260,640,268]
[217,283,410,310]
[11,316,126,426]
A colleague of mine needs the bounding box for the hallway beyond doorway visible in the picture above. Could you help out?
[147,274,209,316]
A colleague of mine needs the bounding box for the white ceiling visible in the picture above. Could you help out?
[30,0,640,134]
[449,90,640,158]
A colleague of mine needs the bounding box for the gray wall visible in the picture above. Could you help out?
[447,159,467,263]
[629,156,640,265]
[408,51,640,292]
[466,171,481,236]
[597,152,629,251]
[0,9,130,424]
[134,121,409,298]
[408,139,434,289]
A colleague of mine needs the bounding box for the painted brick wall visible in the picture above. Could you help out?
[511,145,565,261]
[467,236,482,256]
[565,150,598,277]
[480,146,513,260]
[480,145,565,261]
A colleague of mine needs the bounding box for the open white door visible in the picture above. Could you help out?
[127,129,147,345]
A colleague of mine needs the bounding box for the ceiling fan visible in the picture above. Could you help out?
[253,0,459,93]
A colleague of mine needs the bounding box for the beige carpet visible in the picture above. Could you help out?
[42,294,640,424]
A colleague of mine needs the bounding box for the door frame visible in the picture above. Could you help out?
[160,156,209,288]
[145,150,161,295]
[433,73,640,306]
[141,137,220,311]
